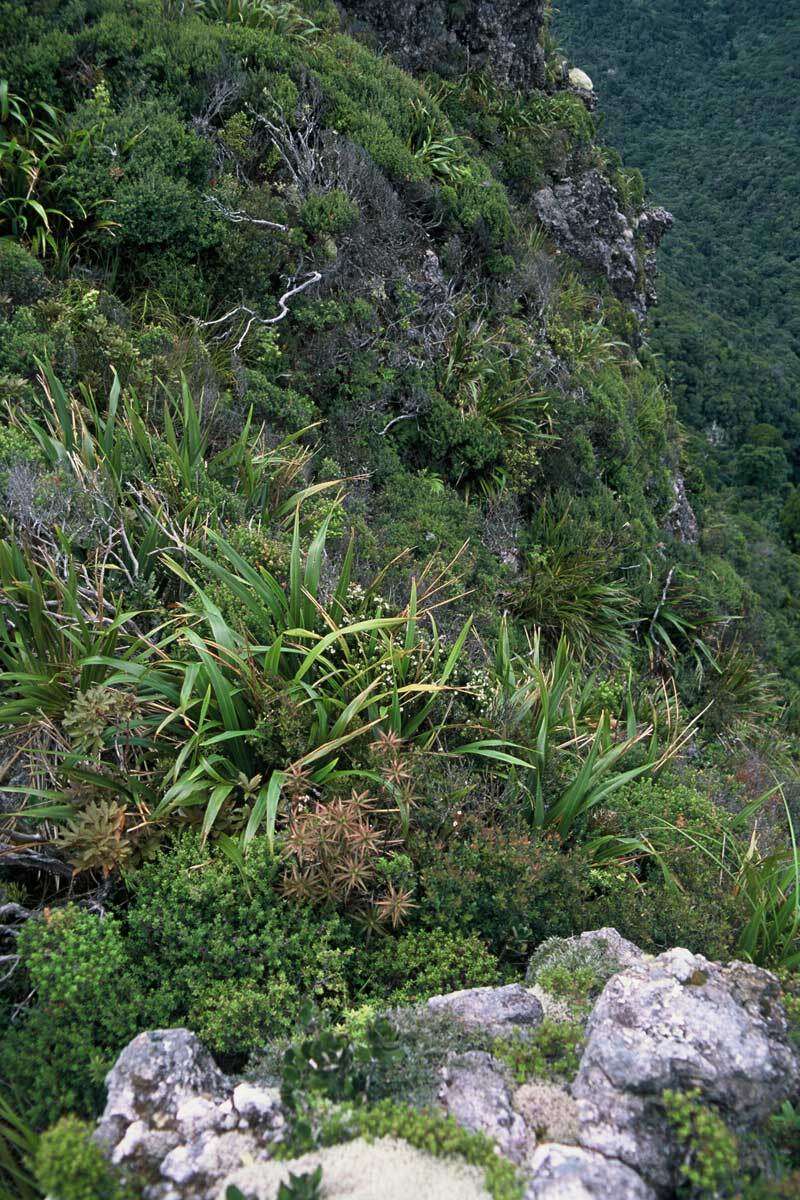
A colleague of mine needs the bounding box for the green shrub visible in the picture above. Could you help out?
[526,933,630,1005]
[300,190,360,238]
[126,833,352,1055]
[663,1088,740,1196]
[280,1005,400,1115]
[0,909,143,1128]
[585,859,743,963]
[357,1007,495,1109]
[0,1090,40,1200]
[586,776,749,959]
[766,1101,800,1171]
[741,1173,800,1200]
[535,963,599,1005]
[0,239,47,309]
[34,1117,121,1200]
[493,1019,584,1084]
[514,538,634,656]
[189,978,301,1057]
[417,829,590,964]
[0,425,43,477]
[354,928,500,1004]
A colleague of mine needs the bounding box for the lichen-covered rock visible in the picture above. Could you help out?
[534,171,672,319]
[427,983,543,1036]
[96,1029,229,1151]
[526,1144,656,1200]
[95,1029,284,1200]
[161,1131,262,1191]
[568,68,594,92]
[220,1136,492,1200]
[343,0,546,91]
[514,1081,580,1145]
[438,1051,529,1162]
[573,949,799,1193]
[573,928,645,968]
[637,206,674,309]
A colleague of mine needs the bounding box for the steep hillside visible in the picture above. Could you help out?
[557,0,800,688]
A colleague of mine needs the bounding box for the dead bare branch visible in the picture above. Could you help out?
[198,271,322,353]
[203,193,289,232]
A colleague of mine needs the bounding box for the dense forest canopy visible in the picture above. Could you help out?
[559,0,800,456]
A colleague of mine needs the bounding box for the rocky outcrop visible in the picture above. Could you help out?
[342,0,547,91]
[638,206,674,309]
[568,68,594,93]
[438,1051,529,1162]
[95,1029,284,1200]
[91,936,799,1200]
[666,471,699,543]
[527,1144,656,1200]
[573,948,799,1194]
[534,170,673,320]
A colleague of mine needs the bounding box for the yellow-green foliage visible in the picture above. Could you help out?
[493,1020,585,1084]
[345,1101,524,1200]
[663,1088,739,1196]
[34,1117,122,1200]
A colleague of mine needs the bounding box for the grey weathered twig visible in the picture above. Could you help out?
[199,271,322,353]
[203,193,289,233]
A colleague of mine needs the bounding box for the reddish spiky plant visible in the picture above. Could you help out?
[280,789,412,924]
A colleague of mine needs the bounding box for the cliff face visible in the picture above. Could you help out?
[534,171,673,322]
[341,0,547,90]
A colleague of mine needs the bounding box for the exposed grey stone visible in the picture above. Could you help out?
[96,1029,229,1151]
[534,171,672,319]
[109,1122,180,1170]
[665,472,699,544]
[637,206,674,308]
[573,928,645,968]
[342,0,546,91]
[438,1051,529,1162]
[95,1029,284,1200]
[526,1143,656,1200]
[573,949,799,1193]
[231,1082,282,1125]
[160,1131,266,1188]
[568,68,594,92]
[427,983,543,1036]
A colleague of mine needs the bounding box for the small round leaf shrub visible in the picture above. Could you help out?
[353,927,500,1004]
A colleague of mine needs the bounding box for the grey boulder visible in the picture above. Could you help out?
[438,1051,529,1163]
[95,1029,283,1200]
[427,982,543,1037]
[527,1144,656,1200]
[534,170,672,320]
[342,0,547,91]
[573,948,799,1192]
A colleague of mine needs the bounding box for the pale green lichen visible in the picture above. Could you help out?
[220,1136,492,1200]
[513,1080,580,1144]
